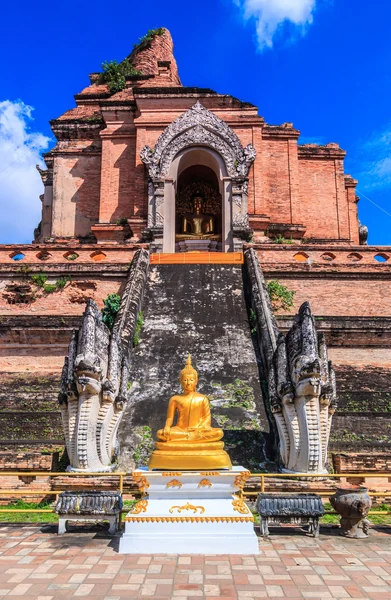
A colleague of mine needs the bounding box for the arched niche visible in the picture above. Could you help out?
[141,102,256,253]
[164,147,230,252]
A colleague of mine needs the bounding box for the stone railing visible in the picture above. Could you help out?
[244,248,337,474]
[0,244,147,265]
[247,244,391,269]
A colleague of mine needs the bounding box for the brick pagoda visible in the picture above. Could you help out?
[0,28,390,480]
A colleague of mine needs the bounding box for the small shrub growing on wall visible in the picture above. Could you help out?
[133,28,165,51]
[115,217,129,225]
[101,60,143,94]
[132,426,154,466]
[266,280,295,312]
[101,293,121,330]
[31,274,47,287]
[133,311,144,346]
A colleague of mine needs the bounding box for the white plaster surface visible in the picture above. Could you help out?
[119,467,259,554]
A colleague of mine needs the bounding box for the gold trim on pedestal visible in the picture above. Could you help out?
[232,495,250,514]
[133,473,150,493]
[234,471,251,489]
[166,479,182,488]
[124,515,254,523]
[169,502,205,514]
[131,499,148,514]
[198,479,212,488]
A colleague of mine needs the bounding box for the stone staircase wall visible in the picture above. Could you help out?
[117,263,272,471]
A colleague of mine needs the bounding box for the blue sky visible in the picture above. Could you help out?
[1,0,391,244]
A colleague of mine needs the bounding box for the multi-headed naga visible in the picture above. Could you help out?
[58,300,129,472]
[268,302,337,473]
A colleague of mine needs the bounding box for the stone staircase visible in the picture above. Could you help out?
[117,263,272,471]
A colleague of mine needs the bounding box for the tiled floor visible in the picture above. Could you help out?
[0,525,391,599]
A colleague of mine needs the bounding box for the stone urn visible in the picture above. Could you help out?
[330,485,372,538]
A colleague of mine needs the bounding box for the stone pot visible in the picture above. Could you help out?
[330,485,372,538]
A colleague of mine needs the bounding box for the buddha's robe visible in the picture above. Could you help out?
[157,392,223,442]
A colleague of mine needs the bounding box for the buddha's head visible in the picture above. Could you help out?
[192,195,204,215]
[180,354,198,393]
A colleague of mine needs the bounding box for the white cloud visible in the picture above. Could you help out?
[235,0,317,50]
[0,100,51,244]
[352,125,391,190]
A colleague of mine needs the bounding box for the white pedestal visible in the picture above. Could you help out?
[119,467,259,554]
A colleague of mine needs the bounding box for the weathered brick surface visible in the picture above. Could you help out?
[130,28,181,85]
[39,28,361,244]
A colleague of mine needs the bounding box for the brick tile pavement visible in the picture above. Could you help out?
[0,525,390,599]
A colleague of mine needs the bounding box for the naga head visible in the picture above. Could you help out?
[75,374,102,396]
[292,356,322,397]
[102,379,116,405]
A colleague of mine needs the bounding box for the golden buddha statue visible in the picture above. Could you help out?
[148,356,232,470]
[176,196,219,242]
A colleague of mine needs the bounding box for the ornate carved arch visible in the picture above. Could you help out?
[140,101,256,178]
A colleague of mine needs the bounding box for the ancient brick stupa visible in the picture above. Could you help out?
[1,27,390,481]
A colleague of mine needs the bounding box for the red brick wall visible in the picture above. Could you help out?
[267,278,391,317]
[260,138,292,223]
[52,154,101,238]
[297,159,340,239]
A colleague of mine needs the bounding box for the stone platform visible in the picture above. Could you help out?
[119,468,259,554]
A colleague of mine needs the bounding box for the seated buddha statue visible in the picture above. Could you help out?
[180,196,216,238]
[148,356,232,470]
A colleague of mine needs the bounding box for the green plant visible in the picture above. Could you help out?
[55,276,71,289]
[266,280,295,313]
[249,308,257,334]
[101,293,121,330]
[43,284,57,293]
[133,426,154,466]
[31,273,47,287]
[65,253,78,261]
[30,274,71,295]
[18,265,32,274]
[0,499,57,523]
[270,234,293,245]
[133,27,165,51]
[133,310,144,346]
[224,379,255,410]
[116,217,129,226]
[101,60,143,94]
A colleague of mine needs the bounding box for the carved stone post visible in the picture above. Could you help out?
[58,249,150,472]
[270,303,337,473]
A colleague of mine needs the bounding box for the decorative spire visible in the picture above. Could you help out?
[180,354,198,380]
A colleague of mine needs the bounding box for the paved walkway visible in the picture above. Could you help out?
[0,525,391,599]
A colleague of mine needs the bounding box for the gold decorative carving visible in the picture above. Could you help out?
[169,502,205,514]
[131,499,148,514]
[167,479,183,488]
[200,471,220,476]
[234,471,251,490]
[133,473,150,493]
[125,515,254,523]
[198,479,212,488]
[232,495,250,515]
[162,472,183,476]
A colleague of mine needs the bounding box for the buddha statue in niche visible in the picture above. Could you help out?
[148,356,232,470]
[179,195,217,239]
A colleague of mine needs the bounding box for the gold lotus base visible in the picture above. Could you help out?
[148,448,232,470]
